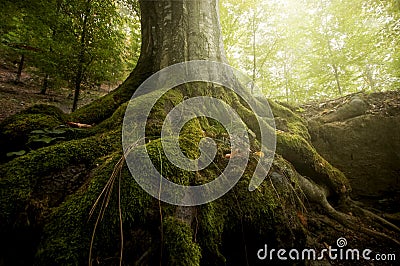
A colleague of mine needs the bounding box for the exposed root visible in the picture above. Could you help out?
[296,173,400,247]
[346,198,400,233]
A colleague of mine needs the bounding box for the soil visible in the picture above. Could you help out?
[0,62,112,122]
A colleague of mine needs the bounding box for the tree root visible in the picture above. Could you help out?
[346,198,400,233]
[296,173,400,246]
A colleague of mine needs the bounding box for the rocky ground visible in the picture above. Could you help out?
[297,90,400,120]
[295,90,400,223]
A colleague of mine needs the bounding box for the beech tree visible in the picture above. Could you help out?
[0,0,399,265]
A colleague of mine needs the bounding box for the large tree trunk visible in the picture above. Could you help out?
[137,0,226,71]
[71,0,227,123]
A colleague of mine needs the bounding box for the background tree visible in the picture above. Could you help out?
[0,0,141,109]
[220,0,400,102]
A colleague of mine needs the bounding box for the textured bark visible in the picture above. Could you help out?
[72,0,91,112]
[71,0,228,123]
[136,0,226,74]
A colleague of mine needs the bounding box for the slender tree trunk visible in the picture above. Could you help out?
[283,53,290,102]
[41,1,61,95]
[72,0,91,112]
[72,64,84,112]
[41,74,49,95]
[332,63,342,95]
[325,34,342,96]
[364,64,375,91]
[15,54,24,83]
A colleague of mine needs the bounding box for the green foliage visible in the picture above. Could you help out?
[220,0,400,102]
[27,127,71,146]
[0,0,141,107]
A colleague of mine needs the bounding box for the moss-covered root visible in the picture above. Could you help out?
[0,132,120,228]
[276,131,350,197]
[162,217,201,266]
[68,68,147,125]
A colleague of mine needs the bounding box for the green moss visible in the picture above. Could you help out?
[92,102,128,134]
[0,104,67,161]
[163,217,201,266]
[0,132,120,228]
[196,203,227,265]
[144,137,198,185]
[268,100,311,141]
[276,131,349,194]
[0,104,66,140]
[36,153,155,265]
[1,114,62,140]
[69,91,121,125]
[0,83,355,265]
[20,104,66,121]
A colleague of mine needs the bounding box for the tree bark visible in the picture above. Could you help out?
[41,74,49,95]
[15,54,24,83]
[72,0,91,112]
[135,0,226,74]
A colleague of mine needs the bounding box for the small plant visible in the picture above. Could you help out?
[28,127,68,145]
[5,125,85,159]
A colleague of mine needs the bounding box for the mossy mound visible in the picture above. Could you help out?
[1,86,399,265]
[0,105,66,160]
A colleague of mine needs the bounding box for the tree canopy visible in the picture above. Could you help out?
[220,0,400,102]
[0,0,141,109]
[1,0,398,104]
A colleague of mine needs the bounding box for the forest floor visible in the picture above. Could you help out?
[2,60,399,123]
[1,62,399,264]
[298,89,400,119]
[0,62,112,122]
